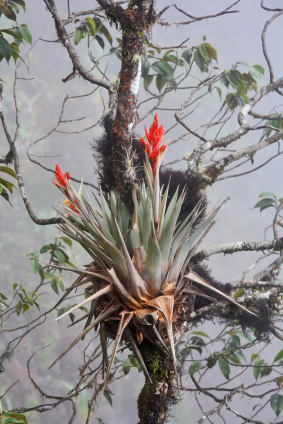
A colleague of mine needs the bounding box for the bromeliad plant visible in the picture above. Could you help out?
[49,115,256,395]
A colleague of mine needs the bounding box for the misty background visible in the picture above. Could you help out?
[1,1,283,423]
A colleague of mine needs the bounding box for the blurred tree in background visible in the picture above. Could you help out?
[1,1,283,423]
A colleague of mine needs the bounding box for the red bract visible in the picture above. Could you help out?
[53,164,79,213]
[52,164,70,194]
[139,114,166,174]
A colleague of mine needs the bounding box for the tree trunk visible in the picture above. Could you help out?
[137,340,180,424]
[109,1,156,206]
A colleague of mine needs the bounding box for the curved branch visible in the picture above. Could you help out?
[0,84,62,225]
[159,1,240,26]
[43,0,115,93]
[217,150,283,181]
[261,8,283,83]
[261,0,283,13]
[192,236,283,264]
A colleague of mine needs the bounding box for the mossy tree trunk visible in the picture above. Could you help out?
[96,0,156,207]
[137,340,180,424]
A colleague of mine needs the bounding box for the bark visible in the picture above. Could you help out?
[104,0,156,205]
[137,340,179,424]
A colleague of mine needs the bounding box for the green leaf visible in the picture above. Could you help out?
[253,198,276,209]
[207,357,217,369]
[15,301,22,315]
[236,330,254,343]
[96,22,112,45]
[0,1,17,20]
[251,71,263,87]
[152,61,174,78]
[228,354,240,364]
[95,34,105,50]
[251,353,258,362]
[80,23,89,39]
[1,187,12,204]
[235,349,246,363]
[66,260,77,269]
[0,292,8,301]
[258,192,276,198]
[54,250,65,263]
[19,24,32,44]
[0,177,17,193]
[12,0,26,10]
[273,349,283,363]
[9,2,20,14]
[32,290,40,300]
[215,87,221,99]
[40,244,52,254]
[51,280,59,295]
[0,166,17,180]
[73,29,82,45]
[189,336,206,347]
[188,361,202,375]
[198,44,209,64]
[234,288,244,299]
[57,307,67,318]
[238,61,254,73]
[122,358,131,375]
[194,49,207,73]
[185,345,202,355]
[253,64,264,76]
[26,294,33,305]
[218,357,230,380]
[253,358,263,381]
[156,74,167,92]
[85,17,96,36]
[181,48,192,65]
[103,388,113,407]
[142,60,150,79]
[231,335,241,346]
[260,366,272,378]
[29,259,39,273]
[4,412,28,423]
[144,74,153,91]
[191,331,210,339]
[180,346,191,359]
[0,36,11,62]
[59,236,72,247]
[1,29,22,42]
[57,279,64,291]
[204,43,217,62]
[0,182,2,195]
[10,47,29,69]
[164,54,177,64]
[226,70,242,88]
[270,394,283,417]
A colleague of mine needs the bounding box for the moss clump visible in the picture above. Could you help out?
[137,340,179,424]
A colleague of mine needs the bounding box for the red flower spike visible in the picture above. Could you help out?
[52,164,70,195]
[53,164,79,213]
[139,114,165,175]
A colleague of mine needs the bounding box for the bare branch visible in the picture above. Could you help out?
[195,384,244,424]
[261,0,283,13]
[159,1,240,26]
[43,1,115,94]
[261,8,283,83]
[192,236,283,264]
[0,84,62,225]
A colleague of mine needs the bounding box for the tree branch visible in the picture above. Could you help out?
[192,236,283,264]
[43,1,115,96]
[0,84,62,225]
